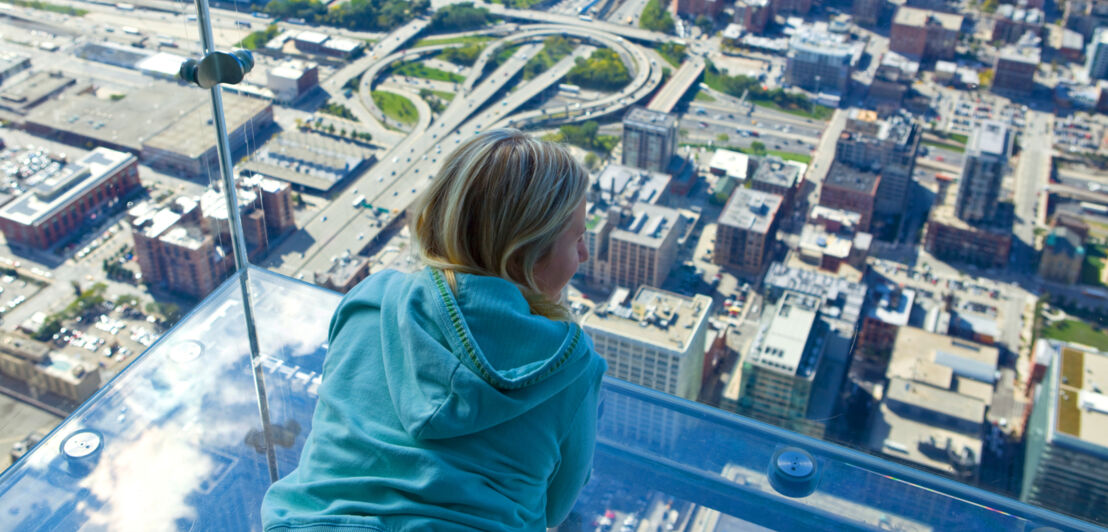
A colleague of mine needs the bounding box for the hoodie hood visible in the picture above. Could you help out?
[359,268,595,441]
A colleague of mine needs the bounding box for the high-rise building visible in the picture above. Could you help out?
[993,33,1041,95]
[890,7,963,60]
[714,188,783,276]
[622,108,678,173]
[955,121,1012,225]
[868,327,999,482]
[1022,344,1108,523]
[1086,27,1108,80]
[856,283,915,373]
[130,175,295,299]
[607,202,685,290]
[785,29,863,96]
[0,147,141,250]
[750,156,801,209]
[820,162,880,232]
[727,291,831,437]
[925,183,1013,268]
[581,286,712,400]
[835,110,921,214]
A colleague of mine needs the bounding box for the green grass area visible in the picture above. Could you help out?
[0,0,86,15]
[923,139,967,154]
[1081,244,1107,286]
[678,143,812,164]
[948,133,969,144]
[1042,318,1108,351]
[490,0,544,7]
[694,90,715,102]
[655,41,687,68]
[237,24,280,50]
[371,90,418,125]
[431,90,455,101]
[586,213,604,230]
[412,34,493,48]
[523,36,575,80]
[752,99,834,121]
[391,61,465,83]
[319,100,358,121]
[766,150,812,164]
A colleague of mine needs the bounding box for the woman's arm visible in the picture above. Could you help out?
[545,381,602,526]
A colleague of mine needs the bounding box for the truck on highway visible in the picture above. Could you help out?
[116,2,134,10]
[352,195,367,208]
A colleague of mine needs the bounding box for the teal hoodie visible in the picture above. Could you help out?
[262,268,607,532]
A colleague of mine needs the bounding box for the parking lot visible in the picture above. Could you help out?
[38,302,165,378]
[0,273,45,321]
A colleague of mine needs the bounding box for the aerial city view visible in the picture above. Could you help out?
[0,0,1105,527]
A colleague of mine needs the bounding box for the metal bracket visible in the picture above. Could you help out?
[179,50,254,89]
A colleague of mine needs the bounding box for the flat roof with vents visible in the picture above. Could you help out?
[1053,346,1108,449]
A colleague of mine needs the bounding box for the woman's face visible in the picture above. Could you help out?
[534,199,589,300]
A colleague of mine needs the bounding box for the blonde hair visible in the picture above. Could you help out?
[411,129,588,321]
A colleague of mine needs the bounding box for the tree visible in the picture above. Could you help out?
[717,133,729,143]
[584,152,599,170]
[639,0,675,34]
[567,49,631,91]
[750,141,766,154]
[429,2,495,32]
[694,14,713,36]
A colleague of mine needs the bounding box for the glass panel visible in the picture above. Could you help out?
[0,269,1096,531]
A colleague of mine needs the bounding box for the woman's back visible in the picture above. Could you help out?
[261,268,606,531]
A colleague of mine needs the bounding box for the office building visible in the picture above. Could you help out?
[750,156,801,209]
[0,332,100,404]
[890,7,963,61]
[868,64,911,112]
[1038,227,1085,285]
[714,188,783,276]
[0,51,30,85]
[994,33,1041,95]
[835,110,921,214]
[1022,344,1108,523]
[143,94,273,177]
[733,0,771,33]
[581,286,712,400]
[607,203,685,289]
[796,206,872,273]
[0,148,141,249]
[622,108,677,173]
[591,163,671,206]
[925,184,1012,268]
[1087,27,1108,80]
[727,291,831,437]
[785,29,863,95]
[763,261,868,325]
[240,129,376,194]
[130,176,294,299]
[292,31,364,60]
[868,327,998,481]
[956,121,1012,225]
[708,149,752,181]
[820,162,880,232]
[992,6,1044,43]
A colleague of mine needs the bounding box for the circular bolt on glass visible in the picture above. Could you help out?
[768,447,818,498]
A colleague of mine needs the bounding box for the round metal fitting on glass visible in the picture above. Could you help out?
[59,429,103,477]
[768,446,818,498]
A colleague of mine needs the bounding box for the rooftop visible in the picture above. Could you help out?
[1051,345,1108,450]
[595,163,670,205]
[764,261,867,325]
[789,29,864,63]
[581,286,712,353]
[869,378,985,475]
[752,156,801,190]
[748,291,823,377]
[1044,226,1085,258]
[889,327,1000,397]
[0,148,135,227]
[929,183,1013,233]
[798,223,854,260]
[143,93,271,160]
[893,6,963,31]
[708,149,751,180]
[868,283,915,327]
[824,162,880,194]
[719,188,783,235]
[624,107,678,132]
[969,121,1012,158]
[241,129,375,193]
[610,202,684,249]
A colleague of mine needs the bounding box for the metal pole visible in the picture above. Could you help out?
[192,0,279,483]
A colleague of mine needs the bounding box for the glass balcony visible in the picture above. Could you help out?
[0,268,1097,531]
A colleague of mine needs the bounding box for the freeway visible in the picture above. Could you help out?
[647,56,704,113]
[264,22,658,277]
[481,1,669,44]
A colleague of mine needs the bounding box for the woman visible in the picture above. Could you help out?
[262,129,607,531]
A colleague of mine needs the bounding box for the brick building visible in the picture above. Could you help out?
[675,0,725,17]
[925,184,1012,268]
[714,188,783,276]
[890,7,963,61]
[0,148,141,249]
[1038,227,1085,285]
[734,0,771,33]
[835,110,920,214]
[819,162,880,232]
[994,33,1041,95]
